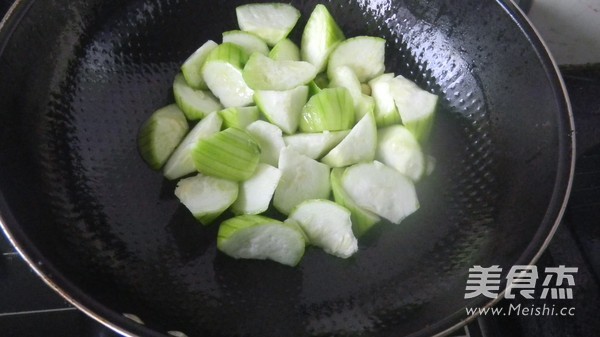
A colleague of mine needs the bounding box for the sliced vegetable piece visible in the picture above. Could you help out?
[202,43,254,108]
[175,173,238,224]
[299,87,355,133]
[254,85,309,134]
[218,106,260,129]
[321,111,377,167]
[181,40,218,89]
[245,120,285,167]
[273,147,331,215]
[223,30,270,56]
[390,75,439,141]
[289,199,357,258]
[308,72,329,97]
[269,38,300,61]
[308,81,322,97]
[328,36,385,82]
[330,168,380,236]
[329,66,362,105]
[236,3,301,46]
[355,94,375,121]
[232,163,282,215]
[314,73,329,89]
[173,73,223,120]
[138,104,189,170]
[192,127,260,181]
[369,73,401,127]
[342,161,419,224]
[376,125,426,181]
[204,42,249,68]
[283,130,349,160]
[329,67,377,123]
[283,218,309,242]
[361,83,372,96]
[243,53,317,91]
[218,215,306,266]
[301,4,345,72]
[163,111,223,180]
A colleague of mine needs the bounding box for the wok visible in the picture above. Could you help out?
[0,0,574,336]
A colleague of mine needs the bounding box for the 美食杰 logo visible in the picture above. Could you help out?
[464,265,577,317]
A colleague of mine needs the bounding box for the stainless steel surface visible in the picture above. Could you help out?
[528,0,600,65]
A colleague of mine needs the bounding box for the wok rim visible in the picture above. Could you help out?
[0,0,576,336]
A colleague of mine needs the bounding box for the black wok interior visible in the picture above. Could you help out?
[0,0,573,336]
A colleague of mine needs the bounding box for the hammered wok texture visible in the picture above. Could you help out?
[0,0,569,336]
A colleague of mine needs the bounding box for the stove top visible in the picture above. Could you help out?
[1,1,599,336]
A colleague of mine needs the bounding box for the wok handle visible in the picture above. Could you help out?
[561,65,600,157]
